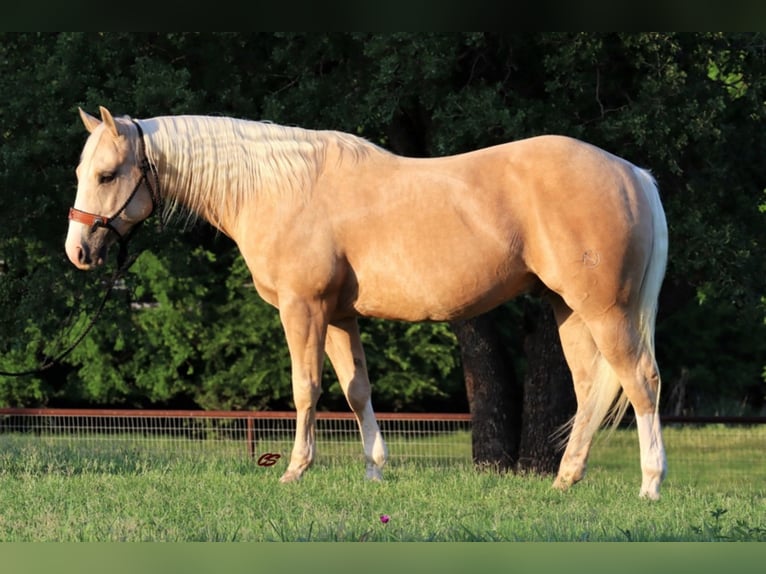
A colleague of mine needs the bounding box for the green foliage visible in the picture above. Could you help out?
[193,253,293,410]
[1,33,764,413]
[352,319,462,412]
[657,300,766,415]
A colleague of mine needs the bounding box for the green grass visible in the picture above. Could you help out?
[0,426,763,541]
[590,424,766,490]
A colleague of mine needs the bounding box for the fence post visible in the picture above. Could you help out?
[246,416,255,460]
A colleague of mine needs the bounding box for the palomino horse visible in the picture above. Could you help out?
[66,107,668,499]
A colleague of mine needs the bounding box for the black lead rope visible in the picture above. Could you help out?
[0,253,140,377]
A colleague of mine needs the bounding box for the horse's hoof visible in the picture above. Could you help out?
[639,486,661,501]
[552,476,572,491]
[639,469,664,500]
[366,466,383,482]
[279,470,302,483]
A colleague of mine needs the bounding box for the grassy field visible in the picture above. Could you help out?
[0,425,763,542]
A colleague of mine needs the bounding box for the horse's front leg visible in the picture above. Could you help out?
[277,295,328,484]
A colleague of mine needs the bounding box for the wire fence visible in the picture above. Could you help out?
[0,409,763,486]
[0,408,472,467]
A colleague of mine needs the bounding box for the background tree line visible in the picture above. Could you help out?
[1,32,764,417]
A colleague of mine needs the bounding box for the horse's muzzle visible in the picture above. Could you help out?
[66,240,108,270]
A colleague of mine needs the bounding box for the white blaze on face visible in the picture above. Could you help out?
[65,173,103,269]
[64,220,86,268]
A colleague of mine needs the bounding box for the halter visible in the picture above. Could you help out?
[68,120,160,268]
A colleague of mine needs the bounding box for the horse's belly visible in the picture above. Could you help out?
[351,258,536,322]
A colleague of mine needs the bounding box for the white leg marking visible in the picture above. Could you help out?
[358,402,388,480]
[636,412,666,500]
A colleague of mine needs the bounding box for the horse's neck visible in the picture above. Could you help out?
[142,115,283,231]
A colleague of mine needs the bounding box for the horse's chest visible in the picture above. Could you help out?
[250,276,279,308]
[238,236,343,311]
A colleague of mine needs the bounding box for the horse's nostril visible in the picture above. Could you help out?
[66,243,90,268]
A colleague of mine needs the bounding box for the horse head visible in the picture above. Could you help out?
[65,106,157,270]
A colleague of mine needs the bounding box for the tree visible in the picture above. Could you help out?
[518,299,576,474]
[452,309,521,470]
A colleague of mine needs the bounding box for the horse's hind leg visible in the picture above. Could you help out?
[325,318,388,480]
[549,297,614,491]
[587,308,666,499]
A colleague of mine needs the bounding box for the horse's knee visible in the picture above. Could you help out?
[292,380,321,411]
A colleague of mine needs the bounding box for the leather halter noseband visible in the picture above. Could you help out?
[68,120,160,267]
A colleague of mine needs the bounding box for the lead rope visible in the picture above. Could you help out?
[0,253,140,377]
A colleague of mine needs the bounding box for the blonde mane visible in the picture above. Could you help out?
[137,115,381,227]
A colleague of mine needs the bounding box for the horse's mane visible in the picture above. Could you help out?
[137,115,382,227]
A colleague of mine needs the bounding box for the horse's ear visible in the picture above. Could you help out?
[99,106,120,138]
[79,107,101,133]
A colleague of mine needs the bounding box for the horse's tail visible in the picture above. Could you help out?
[557,167,668,446]
[629,167,668,414]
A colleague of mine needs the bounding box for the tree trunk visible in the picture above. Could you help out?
[451,309,522,471]
[517,298,577,475]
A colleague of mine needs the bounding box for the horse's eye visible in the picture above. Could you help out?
[99,172,116,185]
